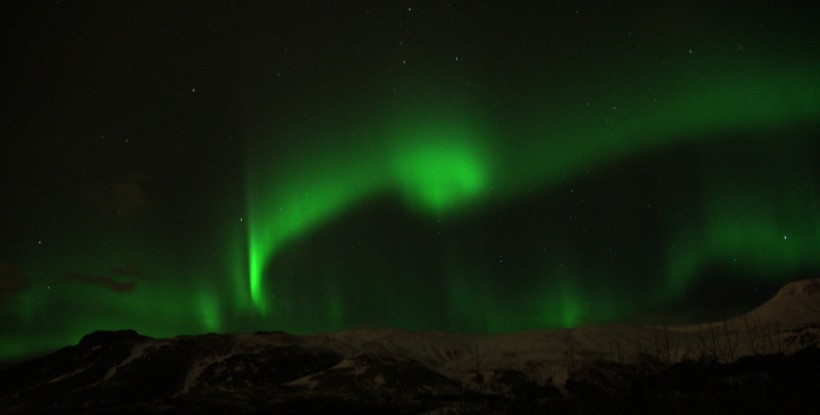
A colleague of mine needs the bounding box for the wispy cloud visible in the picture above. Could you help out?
[111,265,153,280]
[62,272,136,293]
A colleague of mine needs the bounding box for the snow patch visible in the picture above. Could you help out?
[45,363,94,385]
[102,342,151,381]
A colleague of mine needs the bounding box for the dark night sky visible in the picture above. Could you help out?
[1,1,819,359]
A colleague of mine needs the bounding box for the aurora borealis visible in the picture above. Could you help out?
[2,1,819,361]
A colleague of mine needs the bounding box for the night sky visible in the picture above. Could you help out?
[2,1,819,360]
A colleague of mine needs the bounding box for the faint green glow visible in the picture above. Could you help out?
[0,234,234,359]
[492,61,820,196]
[556,284,584,329]
[0,278,223,359]
[663,144,820,297]
[441,263,627,333]
[198,289,221,332]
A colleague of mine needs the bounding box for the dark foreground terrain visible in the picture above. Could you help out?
[0,329,817,414]
[1,279,819,414]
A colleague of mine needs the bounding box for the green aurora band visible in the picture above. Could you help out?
[243,57,820,322]
[3,56,819,360]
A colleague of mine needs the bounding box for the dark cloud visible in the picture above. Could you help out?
[0,262,31,304]
[62,272,136,293]
[111,265,153,280]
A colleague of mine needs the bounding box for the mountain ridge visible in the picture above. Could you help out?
[1,278,818,414]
